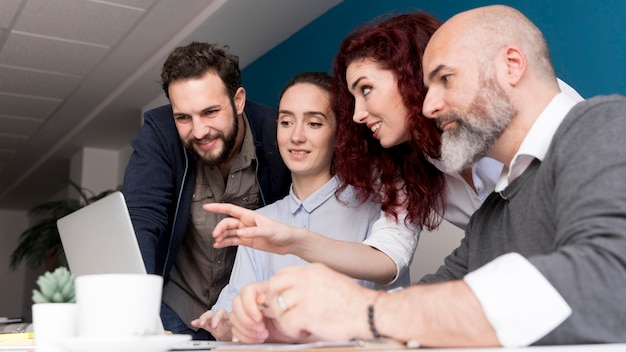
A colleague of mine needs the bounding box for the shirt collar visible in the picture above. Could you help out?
[288,175,339,214]
[430,156,502,201]
[495,92,579,192]
[230,111,257,172]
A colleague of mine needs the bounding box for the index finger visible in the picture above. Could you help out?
[203,203,250,218]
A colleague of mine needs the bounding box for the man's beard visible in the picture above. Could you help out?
[438,73,517,173]
[185,100,239,167]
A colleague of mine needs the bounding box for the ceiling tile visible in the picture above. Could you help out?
[0,32,109,76]
[0,93,60,119]
[0,114,44,137]
[0,66,81,99]
[14,0,145,46]
[0,0,22,29]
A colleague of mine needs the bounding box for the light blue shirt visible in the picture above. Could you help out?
[212,175,402,312]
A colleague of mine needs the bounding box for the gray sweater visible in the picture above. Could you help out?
[421,95,626,345]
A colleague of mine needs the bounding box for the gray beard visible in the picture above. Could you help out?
[440,76,516,173]
[441,125,491,173]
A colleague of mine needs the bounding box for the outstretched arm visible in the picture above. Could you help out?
[203,203,399,285]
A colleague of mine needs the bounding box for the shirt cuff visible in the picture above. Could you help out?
[464,252,572,347]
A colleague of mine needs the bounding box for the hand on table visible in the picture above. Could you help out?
[230,263,376,343]
[190,309,233,341]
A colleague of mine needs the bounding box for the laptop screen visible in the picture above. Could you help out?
[57,191,147,277]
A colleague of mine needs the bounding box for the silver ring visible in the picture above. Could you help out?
[276,294,288,311]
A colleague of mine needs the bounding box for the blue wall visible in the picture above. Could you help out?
[243,0,625,107]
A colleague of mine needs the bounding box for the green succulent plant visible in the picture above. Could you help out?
[32,267,76,303]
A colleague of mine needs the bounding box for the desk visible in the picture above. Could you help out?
[2,339,626,351]
[190,343,626,352]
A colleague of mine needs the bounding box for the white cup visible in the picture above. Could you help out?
[75,273,163,337]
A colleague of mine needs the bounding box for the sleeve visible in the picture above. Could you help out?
[122,107,180,275]
[524,97,626,344]
[464,253,571,347]
[362,210,420,284]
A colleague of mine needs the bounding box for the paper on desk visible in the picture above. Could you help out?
[0,333,34,351]
[0,333,34,343]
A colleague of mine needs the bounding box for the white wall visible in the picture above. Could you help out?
[410,220,464,282]
[69,147,122,197]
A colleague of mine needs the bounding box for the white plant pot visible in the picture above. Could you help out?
[32,302,77,352]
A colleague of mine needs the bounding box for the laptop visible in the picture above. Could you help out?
[56,191,228,350]
[57,191,146,277]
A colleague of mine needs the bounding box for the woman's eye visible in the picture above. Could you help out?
[309,122,323,128]
[361,86,372,96]
[279,120,292,127]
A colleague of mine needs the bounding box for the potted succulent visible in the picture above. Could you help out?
[31,267,78,343]
[32,266,76,304]
[9,179,120,272]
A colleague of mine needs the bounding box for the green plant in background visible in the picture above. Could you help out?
[32,266,76,303]
[9,179,121,271]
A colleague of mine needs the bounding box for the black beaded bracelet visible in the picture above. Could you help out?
[368,304,382,338]
[368,292,385,339]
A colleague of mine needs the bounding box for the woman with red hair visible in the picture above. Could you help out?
[326,11,504,281]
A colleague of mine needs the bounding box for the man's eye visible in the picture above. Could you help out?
[174,115,189,121]
[203,110,218,116]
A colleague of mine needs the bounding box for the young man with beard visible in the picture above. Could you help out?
[121,42,290,339]
[217,5,626,348]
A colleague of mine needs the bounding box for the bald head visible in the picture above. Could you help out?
[427,5,555,81]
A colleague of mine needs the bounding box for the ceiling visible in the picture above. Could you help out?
[0,0,342,210]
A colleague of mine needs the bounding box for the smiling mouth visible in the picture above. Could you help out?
[370,122,382,133]
[289,150,310,155]
[195,137,218,150]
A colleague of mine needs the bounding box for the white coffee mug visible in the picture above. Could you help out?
[75,273,162,337]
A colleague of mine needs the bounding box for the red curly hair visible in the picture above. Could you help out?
[332,12,446,230]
